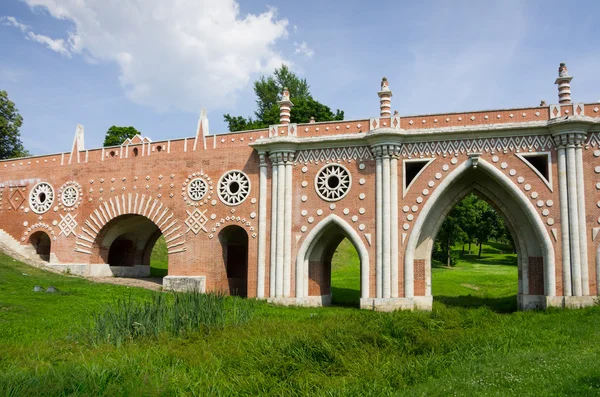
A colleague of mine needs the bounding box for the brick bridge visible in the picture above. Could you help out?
[1,63,599,310]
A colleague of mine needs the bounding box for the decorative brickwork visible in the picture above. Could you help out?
[528,257,545,295]
[1,63,599,311]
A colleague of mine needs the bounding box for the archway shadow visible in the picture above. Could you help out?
[330,286,360,308]
[434,294,518,313]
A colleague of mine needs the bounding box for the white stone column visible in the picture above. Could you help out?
[375,149,383,298]
[283,153,294,297]
[382,150,391,299]
[276,158,286,297]
[555,143,572,296]
[575,142,589,295]
[390,153,399,298]
[269,153,279,298]
[257,153,268,298]
[566,141,582,296]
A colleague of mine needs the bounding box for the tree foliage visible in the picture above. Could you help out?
[103,126,141,147]
[434,193,510,266]
[0,90,28,159]
[224,65,344,132]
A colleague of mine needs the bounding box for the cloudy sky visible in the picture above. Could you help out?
[1,0,599,155]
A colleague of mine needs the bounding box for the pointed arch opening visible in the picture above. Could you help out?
[296,214,370,307]
[405,158,555,310]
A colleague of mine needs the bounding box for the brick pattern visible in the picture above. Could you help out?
[528,256,545,295]
[0,100,598,302]
[414,259,426,296]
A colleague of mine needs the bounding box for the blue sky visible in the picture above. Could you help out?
[1,0,599,155]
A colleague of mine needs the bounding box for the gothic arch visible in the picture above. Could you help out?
[74,194,185,257]
[404,157,555,308]
[295,214,370,303]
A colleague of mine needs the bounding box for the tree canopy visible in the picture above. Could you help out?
[224,65,344,132]
[0,90,28,159]
[434,193,509,265]
[103,126,141,147]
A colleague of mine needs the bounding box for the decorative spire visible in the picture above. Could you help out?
[69,124,85,164]
[194,107,209,150]
[554,63,573,105]
[378,77,392,117]
[277,87,294,125]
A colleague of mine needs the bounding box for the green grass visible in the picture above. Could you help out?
[2,244,600,396]
[331,238,361,306]
[150,235,168,277]
[432,241,518,312]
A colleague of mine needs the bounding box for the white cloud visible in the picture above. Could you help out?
[2,15,72,56]
[1,16,29,33]
[26,31,71,57]
[294,41,314,58]
[18,0,290,112]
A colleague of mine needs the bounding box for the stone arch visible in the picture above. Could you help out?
[404,157,555,309]
[295,214,370,305]
[28,230,51,262]
[74,194,185,257]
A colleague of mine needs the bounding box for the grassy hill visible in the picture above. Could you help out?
[2,243,600,395]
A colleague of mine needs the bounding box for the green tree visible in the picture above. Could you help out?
[103,126,141,147]
[224,65,344,131]
[0,90,28,159]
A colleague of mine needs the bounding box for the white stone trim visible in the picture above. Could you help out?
[575,146,589,295]
[566,146,582,296]
[404,158,555,298]
[402,158,435,198]
[295,214,369,300]
[515,152,553,192]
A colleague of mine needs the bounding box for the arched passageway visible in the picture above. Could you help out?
[219,225,249,297]
[296,214,370,307]
[92,214,165,277]
[405,158,554,310]
[29,231,51,262]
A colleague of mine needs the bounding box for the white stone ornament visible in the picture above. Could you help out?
[315,164,351,201]
[218,170,250,206]
[188,178,208,201]
[29,182,54,214]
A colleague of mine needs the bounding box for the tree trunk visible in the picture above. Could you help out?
[478,241,483,258]
[446,237,451,267]
[461,244,465,256]
[468,241,471,254]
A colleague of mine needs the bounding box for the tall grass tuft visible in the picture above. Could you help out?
[88,291,255,346]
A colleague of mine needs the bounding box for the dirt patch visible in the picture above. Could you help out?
[460,283,480,291]
[89,277,163,291]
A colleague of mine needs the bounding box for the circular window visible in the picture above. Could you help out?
[218,170,250,206]
[315,164,351,201]
[61,186,78,207]
[188,178,208,201]
[29,182,54,214]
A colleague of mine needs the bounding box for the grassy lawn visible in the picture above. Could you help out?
[150,236,168,277]
[1,243,600,395]
[432,241,518,312]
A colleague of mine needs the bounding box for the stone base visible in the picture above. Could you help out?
[545,295,598,309]
[163,276,206,292]
[518,294,545,310]
[269,295,332,307]
[47,263,89,276]
[360,296,433,311]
